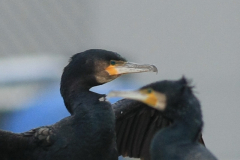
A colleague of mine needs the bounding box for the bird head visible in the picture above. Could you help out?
[108,77,199,120]
[61,49,157,88]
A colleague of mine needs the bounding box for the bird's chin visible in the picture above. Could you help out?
[111,74,121,79]
[95,74,121,84]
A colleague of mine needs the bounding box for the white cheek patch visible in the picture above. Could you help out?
[155,92,167,111]
[95,75,109,83]
[156,101,166,110]
[95,75,118,84]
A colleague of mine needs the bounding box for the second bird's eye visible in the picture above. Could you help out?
[147,88,152,93]
[110,60,116,65]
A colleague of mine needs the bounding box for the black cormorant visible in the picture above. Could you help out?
[0,49,157,160]
[109,77,216,160]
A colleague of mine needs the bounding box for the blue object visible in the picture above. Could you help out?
[1,80,139,133]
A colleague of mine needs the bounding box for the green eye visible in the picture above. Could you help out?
[147,88,152,93]
[110,60,116,65]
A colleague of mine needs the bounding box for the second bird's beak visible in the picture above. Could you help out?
[105,62,158,76]
[107,89,166,111]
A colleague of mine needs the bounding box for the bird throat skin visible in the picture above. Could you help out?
[151,91,203,160]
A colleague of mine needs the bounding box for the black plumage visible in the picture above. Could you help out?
[110,77,216,160]
[0,49,208,160]
[113,100,204,160]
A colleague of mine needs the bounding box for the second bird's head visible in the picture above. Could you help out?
[108,77,200,120]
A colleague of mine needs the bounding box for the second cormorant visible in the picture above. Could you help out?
[109,77,217,160]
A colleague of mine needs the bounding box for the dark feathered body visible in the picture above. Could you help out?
[1,91,117,160]
[149,78,217,160]
[151,124,216,160]
[112,79,205,160]
[0,49,125,160]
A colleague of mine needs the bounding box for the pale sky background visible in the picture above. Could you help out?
[0,1,239,160]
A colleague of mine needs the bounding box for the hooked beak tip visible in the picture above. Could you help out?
[151,65,158,74]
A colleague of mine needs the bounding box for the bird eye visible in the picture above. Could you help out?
[147,88,152,93]
[110,60,116,65]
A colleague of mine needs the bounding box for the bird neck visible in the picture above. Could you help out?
[176,97,203,142]
[151,114,203,160]
[172,115,203,143]
[60,77,96,115]
[153,113,203,154]
[161,95,203,145]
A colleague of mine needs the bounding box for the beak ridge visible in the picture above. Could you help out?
[106,62,158,75]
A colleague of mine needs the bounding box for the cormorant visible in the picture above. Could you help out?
[0,49,157,160]
[109,77,216,160]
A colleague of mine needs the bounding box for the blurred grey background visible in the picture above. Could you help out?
[0,1,239,160]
